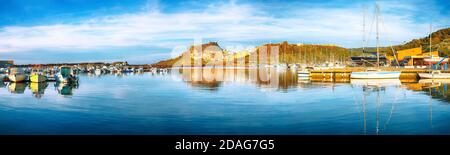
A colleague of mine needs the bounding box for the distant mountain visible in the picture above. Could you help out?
[152,41,350,67]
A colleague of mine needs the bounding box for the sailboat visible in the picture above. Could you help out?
[350,4,401,79]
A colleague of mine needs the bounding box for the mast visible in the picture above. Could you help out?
[376,4,380,67]
[429,23,432,53]
[362,5,366,53]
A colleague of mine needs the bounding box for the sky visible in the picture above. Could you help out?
[0,0,449,64]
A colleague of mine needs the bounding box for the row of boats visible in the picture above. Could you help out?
[0,66,78,83]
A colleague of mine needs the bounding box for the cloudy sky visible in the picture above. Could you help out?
[0,0,449,64]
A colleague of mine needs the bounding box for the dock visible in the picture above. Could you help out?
[308,67,439,82]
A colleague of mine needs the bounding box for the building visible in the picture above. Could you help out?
[0,60,14,68]
[394,47,440,66]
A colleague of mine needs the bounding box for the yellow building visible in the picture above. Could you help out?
[394,47,440,66]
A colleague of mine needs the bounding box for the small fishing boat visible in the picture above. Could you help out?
[30,68,47,83]
[351,69,401,79]
[57,66,79,83]
[8,68,26,82]
[418,70,450,79]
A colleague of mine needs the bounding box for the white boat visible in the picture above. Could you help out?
[297,67,314,77]
[418,70,450,79]
[94,68,102,75]
[8,68,26,82]
[351,69,401,79]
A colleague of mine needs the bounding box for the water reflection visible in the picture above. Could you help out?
[1,69,450,105]
[8,82,27,94]
[402,79,450,103]
[29,82,48,99]
[55,82,78,96]
[176,68,299,92]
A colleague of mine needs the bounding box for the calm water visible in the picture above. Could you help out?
[0,68,449,135]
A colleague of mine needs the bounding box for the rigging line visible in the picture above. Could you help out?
[365,6,377,51]
[379,11,400,66]
[383,85,399,130]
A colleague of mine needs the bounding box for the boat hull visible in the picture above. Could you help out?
[8,74,26,82]
[350,71,401,79]
[30,74,47,83]
[418,73,450,79]
[297,73,310,77]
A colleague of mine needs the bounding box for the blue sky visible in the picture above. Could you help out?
[0,0,449,64]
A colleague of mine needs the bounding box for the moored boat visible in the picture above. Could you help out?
[418,70,450,79]
[30,68,47,83]
[8,68,26,82]
[57,66,79,83]
[351,69,401,79]
[297,66,314,77]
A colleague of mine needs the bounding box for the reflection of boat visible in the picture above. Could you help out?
[30,68,47,83]
[8,82,27,94]
[8,68,26,82]
[29,82,48,98]
[351,79,401,87]
[351,69,401,79]
[57,66,79,83]
[55,82,76,96]
[418,70,450,79]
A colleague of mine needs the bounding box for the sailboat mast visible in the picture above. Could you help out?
[429,23,432,53]
[362,6,366,52]
[376,4,380,67]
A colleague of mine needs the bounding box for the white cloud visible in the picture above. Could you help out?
[0,1,443,53]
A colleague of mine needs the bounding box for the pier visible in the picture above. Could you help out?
[308,67,440,82]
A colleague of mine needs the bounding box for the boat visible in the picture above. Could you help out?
[297,66,314,77]
[57,66,79,83]
[94,68,102,75]
[8,68,26,82]
[30,68,47,83]
[351,69,401,79]
[418,70,450,79]
[424,55,449,65]
[350,5,400,79]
